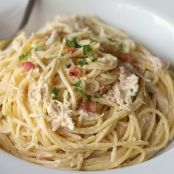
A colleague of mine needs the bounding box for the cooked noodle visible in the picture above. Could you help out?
[0,15,174,170]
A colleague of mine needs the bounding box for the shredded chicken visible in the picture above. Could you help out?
[78,109,97,120]
[149,56,165,72]
[46,101,74,131]
[103,66,139,109]
[28,76,74,131]
[119,66,139,97]
[121,39,136,53]
[45,30,58,46]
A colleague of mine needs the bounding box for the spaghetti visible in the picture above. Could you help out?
[0,15,174,170]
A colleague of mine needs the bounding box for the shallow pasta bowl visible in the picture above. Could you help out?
[1,0,174,173]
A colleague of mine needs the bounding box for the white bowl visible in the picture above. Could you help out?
[1,0,174,173]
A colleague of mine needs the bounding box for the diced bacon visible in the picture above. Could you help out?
[88,101,97,112]
[69,66,82,77]
[22,61,35,71]
[79,102,88,111]
[67,47,76,53]
[36,152,52,161]
[118,53,133,62]
[99,86,108,95]
[79,100,96,113]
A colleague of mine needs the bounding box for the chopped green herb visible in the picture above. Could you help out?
[94,91,100,98]
[19,54,27,61]
[78,59,88,67]
[117,43,123,53]
[82,94,88,102]
[66,37,81,48]
[108,37,115,42]
[74,80,81,87]
[73,80,82,91]
[73,80,88,101]
[19,51,30,61]
[66,58,72,68]
[51,87,60,100]
[35,45,44,51]
[90,56,97,62]
[83,45,92,55]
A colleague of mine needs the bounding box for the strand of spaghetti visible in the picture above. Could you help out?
[32,50,46,70]
[83,149,133,170]
[0,134,18,153]
[72,109,127,134]
[128,114,136,141]
[58,68,77,109]
[16,76,35,129]
[143,109,169,152]
[121,146,145,167]
[110,130,118,162]
[95,122,115,142]
[131,113,142,140]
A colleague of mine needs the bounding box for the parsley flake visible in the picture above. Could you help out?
[83,45,92,55]
[82,95,88,102]
[73,80,82,92]
[108,37,115,42]
[66,37,81,48]
[51,87,60,100]
[94,91,100,98]
[66,58,72,68]
[35,45,45,51]
[19,54,27,61]
[78,59,88,67]
[90,56,97,62]
[73,81,89,102]
[117,43,124,53]
[19,51,30,61]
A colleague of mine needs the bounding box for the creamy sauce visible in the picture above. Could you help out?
[78,109,97,120]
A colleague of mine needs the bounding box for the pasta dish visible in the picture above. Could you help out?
[0,15,174,170]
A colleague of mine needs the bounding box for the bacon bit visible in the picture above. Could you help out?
[118,53,133,62]
[37,153,51,160]
[67,47,76,53]
[37,156,49,161]
[79,100,96,113]
[99,86,108,95]
[69,66,82,77]
[22,61,35,71]
[81,69,86,76]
